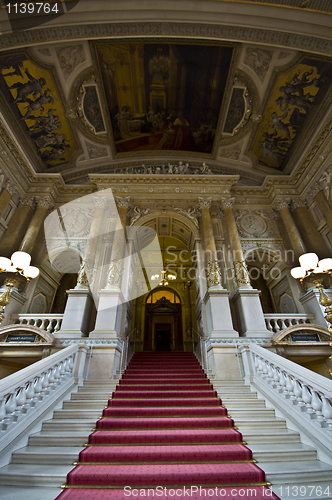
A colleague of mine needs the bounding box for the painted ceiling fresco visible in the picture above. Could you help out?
[95,42,234,155]
[0,52,74,168]
[252,57,332,171]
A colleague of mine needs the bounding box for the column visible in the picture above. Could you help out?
[57,195,107,338]
[19,196,53,256]
[90,196,131,339]
[0,180,13,217]
[198,197,238,339]
[106,196,130,288]
[274,199,306,261]
[0,196,34,258]
[221,197,268,338]
[313,188,332,235]
[291,199,329,258]
[197,197,222,288]
[220,197,251,288]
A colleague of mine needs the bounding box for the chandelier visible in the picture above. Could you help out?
[151,269,176,286]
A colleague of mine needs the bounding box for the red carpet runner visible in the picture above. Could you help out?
[56,352,280,500]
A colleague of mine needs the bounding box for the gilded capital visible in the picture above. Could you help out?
[19,195,35,209]
[5,179,19,196]
[220,197,235,210]
[35,196,54,211]
[197,197,212,210]
[116,196,131,210]
[291,198,307,211]
[273,199,290,211]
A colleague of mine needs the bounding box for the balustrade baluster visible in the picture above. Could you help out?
[0,396,6,424]
[292,378,304,405]
[55,319,62,332]
[311,391,324,421]
[47,319,55,333]
[265,320,273,332]
[16,386,27,411]
[273,319,281,332]
[278,371,287,393]
[285,374,295,399]
[301,384,315,413]
[321,397,332,429]
[32,376,43,403]
[4,392,18,424]
[41,372,50,395]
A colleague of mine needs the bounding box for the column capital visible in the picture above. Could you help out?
[5,179,20,196]
[93,195,108,209]
[220,197,235,210]
[272,199,290,211]
[35,196,54,211]
[197,197,212,210]
[291,198,307,211]
[19,195,35,209]
[116,196,131,210]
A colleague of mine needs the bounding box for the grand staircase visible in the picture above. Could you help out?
[0,352,332,500]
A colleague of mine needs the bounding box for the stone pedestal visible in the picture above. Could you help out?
[86,342,122,380]
[203,289,238,338]
[89,288,125,338]
[232,289,268,337]
[207,342,242,380]
[55,288,94,338]
[299,288,332,329]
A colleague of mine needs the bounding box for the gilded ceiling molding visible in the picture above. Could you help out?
[1,23,332,56]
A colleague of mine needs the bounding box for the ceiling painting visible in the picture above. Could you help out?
[0,52,75,168]
[252,57,332,170]
[95,42,234,155]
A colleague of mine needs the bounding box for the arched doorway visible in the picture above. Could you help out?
[144,288,183,351]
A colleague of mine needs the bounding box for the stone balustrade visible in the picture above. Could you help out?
[264,313,315,333]
[11,313,63,334]
[239,344,332,457]
[0,344,88,459]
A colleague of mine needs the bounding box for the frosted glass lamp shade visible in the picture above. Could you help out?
[11,251,31,270]
[317,258,332,272]
[290,267,306,279]
[298,253,319,271]
[0,257,12,272]
[25,266,40,279]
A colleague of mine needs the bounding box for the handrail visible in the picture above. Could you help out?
[0,344,88,459]
[10,313,63,334]
[238,343,332,458]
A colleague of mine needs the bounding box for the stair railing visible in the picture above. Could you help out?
[119,328,136,374]
[0,344,88,460]
[192,328,208,373]
[238,343,332,460]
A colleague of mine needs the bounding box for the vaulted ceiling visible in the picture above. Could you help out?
[0,0,331,189]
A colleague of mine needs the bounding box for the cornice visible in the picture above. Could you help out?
[0,22,331,57]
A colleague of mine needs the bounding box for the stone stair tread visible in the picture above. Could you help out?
[13,446,83,455]
[250,443,315,452]
[0,463,72,485]
[0,485,61,500]
[260,460,332,476]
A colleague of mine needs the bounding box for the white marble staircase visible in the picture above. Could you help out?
[0,379,332,500]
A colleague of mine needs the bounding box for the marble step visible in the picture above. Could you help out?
[11,442,317,466]
[233,417,287,429]
[242,428,301,445]
[0,463,72,487]
[228,408,276,417]
[1,458,331,489]
[42,419,96,432]
[250,443,317,462]
[0,485,61,500]
[261,460,332,484]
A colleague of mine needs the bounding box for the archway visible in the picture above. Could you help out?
[129,211,200,352]
[144,288,182,351]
